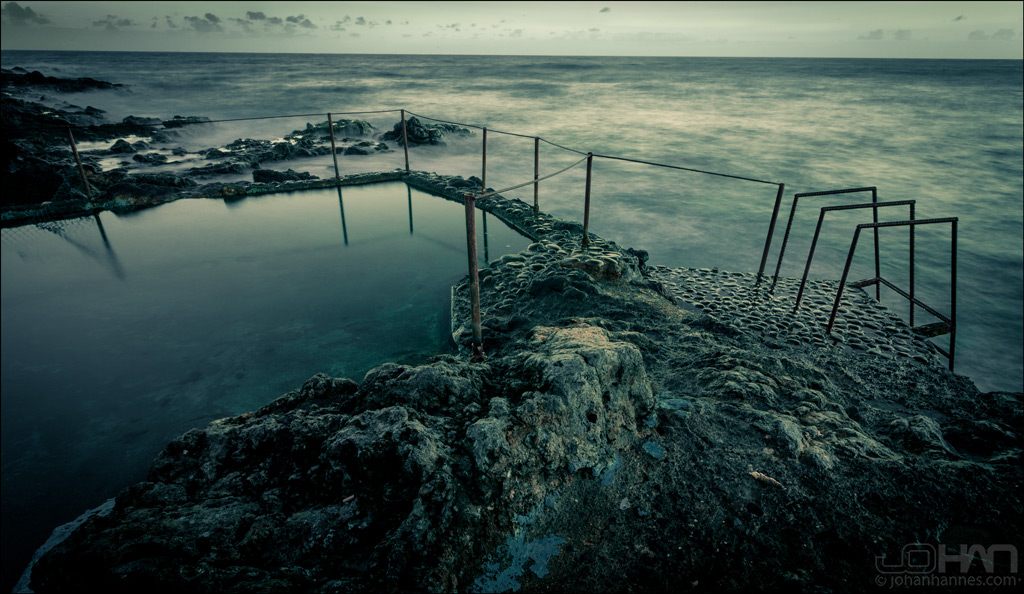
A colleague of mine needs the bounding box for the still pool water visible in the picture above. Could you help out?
[0,181,530,583]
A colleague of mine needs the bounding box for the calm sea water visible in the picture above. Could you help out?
[0,180,528,590]
[1,50,1022,588]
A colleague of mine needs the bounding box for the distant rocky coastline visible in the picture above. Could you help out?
[1,68,469,227]
[8,69,1023,593]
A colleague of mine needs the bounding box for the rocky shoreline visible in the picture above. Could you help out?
[7,70,1023,593]
[2,68,469,228]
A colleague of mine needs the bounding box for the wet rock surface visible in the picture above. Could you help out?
[381,116,474,146]
[27,173,1023,593]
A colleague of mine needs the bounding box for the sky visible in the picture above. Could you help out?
[1,1,1021,58]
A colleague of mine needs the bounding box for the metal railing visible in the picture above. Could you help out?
[772,187,882,293]
[827,218,958,369]
[793,199,916,321]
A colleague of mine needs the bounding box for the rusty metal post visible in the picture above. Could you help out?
[759,183,784,279]
[794,200,915,313]
[949,219,957,370]
[482,211,489,264]
[464,193,485,361]
[827,218,957,371]
[481,127,487,193]
[582,153,593,248]
[327,113,341,182]
[910,202,916,327]
[533,137,540,214]
[400,109,410,171]
[826,226,863,335]
[66,126,93,199]
[872,188,881,302]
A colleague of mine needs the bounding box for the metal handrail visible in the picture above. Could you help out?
[828,218,958,369]
[794,200,917,325]
[772,187,881,294]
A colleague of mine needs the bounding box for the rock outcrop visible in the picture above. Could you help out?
[26,193,1023,591]
[381,116,473,146]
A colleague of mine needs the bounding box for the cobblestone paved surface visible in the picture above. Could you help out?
[645,265,946,366]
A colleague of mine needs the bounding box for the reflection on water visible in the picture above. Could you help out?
[1,212,127,280]
[0,182,530,585]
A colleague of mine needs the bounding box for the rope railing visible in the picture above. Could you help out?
[590,153,781,186]
[398,111,785,273]
[476,154,589,200]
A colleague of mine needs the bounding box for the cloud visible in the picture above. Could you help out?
[184,14,223,33]
[600,7,610,12]
[229,17,253,32]
[92,15,135,31]
[953,15,964,22]
[330,21,346,31]
[204,13,220,24]
[267,16,282,25]
[893,29,911,41]
[355,16,366,25]
[165,15,177,29]
[246,11,266,21]
[970,29,1015,41]
[857,29,884,41]
[1,1,50,25]
[286,14,316,28]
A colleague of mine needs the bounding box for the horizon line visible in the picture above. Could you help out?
[2,48,1022,61]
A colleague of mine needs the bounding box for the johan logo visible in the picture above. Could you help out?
[875,543,1018,575]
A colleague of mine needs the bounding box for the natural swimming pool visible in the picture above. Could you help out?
[0,181,531,576]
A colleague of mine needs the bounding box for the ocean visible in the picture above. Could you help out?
[1,50,1022,590]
